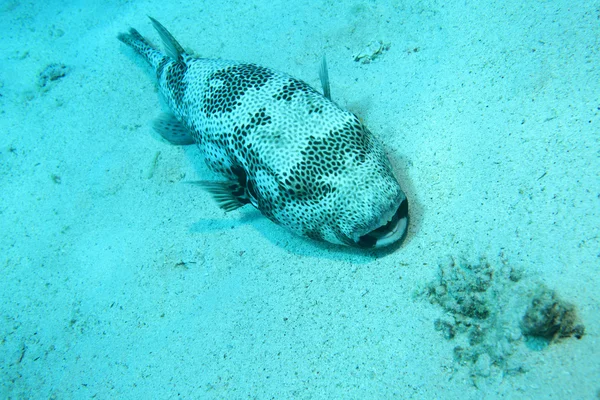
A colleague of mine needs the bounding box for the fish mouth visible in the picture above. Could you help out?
[356,199,409,248]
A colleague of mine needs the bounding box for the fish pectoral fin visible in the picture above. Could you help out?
[189,180,250,212]
[153,113,195,145]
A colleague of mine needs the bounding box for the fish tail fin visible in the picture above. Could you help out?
[118,27,165,70]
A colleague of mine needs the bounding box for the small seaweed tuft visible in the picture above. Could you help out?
[422,256,584,383]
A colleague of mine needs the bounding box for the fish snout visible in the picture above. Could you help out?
[355,197,409,248]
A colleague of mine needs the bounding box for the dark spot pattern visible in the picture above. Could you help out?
[202,64,273,116]
[273,78,317,102]
[166,61,188,106]
[308,104,324,114]
[230,108,272,160]
[330,118,372,164]
[156,57,169,80]
[278,118,370,205]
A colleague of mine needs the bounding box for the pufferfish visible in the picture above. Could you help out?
[118,17,408,248]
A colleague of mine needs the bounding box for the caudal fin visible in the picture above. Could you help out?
[118,26,164,69]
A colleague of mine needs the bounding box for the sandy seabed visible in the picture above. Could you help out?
[1,0,598,398]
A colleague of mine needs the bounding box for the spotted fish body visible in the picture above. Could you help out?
[118,18,408,248]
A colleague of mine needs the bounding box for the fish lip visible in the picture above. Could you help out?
[356,198,409,248]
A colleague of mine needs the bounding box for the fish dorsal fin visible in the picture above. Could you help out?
[148,17,185,61]
[319,55,331,100]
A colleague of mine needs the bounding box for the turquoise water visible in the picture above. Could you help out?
[1,0,598,398]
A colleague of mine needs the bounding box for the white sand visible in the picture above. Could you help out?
[1,0,598,398]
